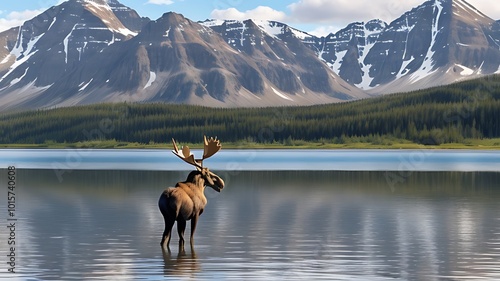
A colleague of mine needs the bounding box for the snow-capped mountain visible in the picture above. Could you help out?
[27,12,365,109]
[310,0,500,93]
[0,0,364,110]
[0,0,499,111]
[0,0,148,110]
[197,19,363,102]
[206,0,500,94]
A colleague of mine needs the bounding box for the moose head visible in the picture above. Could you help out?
[171,136,225,192]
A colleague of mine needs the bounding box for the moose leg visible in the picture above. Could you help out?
[161,217,175,248]
[177,219,187,247]
[190,215,199,245]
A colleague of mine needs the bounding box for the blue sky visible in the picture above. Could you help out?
[1,0,499,36]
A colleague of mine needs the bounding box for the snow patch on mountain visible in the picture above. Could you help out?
[200,19,314,43]
[64,25,78,64]
[48,17,57,31]
[255,20,282,39]
[357,23,385,89]
[9,67,29,86]
[11,29,42,58]
[409,0,444,83]
[83,0,137,37]
[79,78,93,91]
[1,50,37,82]
[143,71,156,89]
[396,16,417,79]
[0,29,43,83]
[0,54,12,65]
[331,50,347,73]
[457,64,474,76]
[85,0,112,13]
[255,20,313,40]
[164,26,171,37]
[271,87,293,101]
[200,19,224,27]
[239,21,246,46]
[116,28,137,37]
[289,27,313,40]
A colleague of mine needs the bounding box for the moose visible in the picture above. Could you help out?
[159,136,225,248]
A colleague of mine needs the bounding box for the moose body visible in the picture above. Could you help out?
[159,169,224,247]
[159,137,225,249]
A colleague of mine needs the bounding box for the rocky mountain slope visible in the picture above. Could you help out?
[0,0,149,110]
[0,0,364,110]
[207,0,500,94]
[304,0,500,93]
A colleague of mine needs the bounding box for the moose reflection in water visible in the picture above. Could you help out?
[162,244,200,278]
[159,136,225,249]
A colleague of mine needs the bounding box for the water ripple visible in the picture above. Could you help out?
[1,170,500,280]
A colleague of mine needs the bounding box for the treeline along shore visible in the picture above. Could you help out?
[1,76,500,148]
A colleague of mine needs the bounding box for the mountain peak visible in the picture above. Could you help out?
[139,11,197,42]
[301,0,500,92]
[418,0,492,21]
[75,0,109,4]
[0,0,144,96]
[73,0,138,37]
[365,19,388,31]
[158,12,188,24]
[65,0,111,8]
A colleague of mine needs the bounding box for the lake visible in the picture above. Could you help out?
[0,150,499,280]
[1,149,500,172]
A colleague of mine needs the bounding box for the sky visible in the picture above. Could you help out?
[1,0,500,36]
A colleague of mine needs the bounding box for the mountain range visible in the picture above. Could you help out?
[0,0,499,111]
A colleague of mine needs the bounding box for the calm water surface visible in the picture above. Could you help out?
[1,149,500,171]
[0,167,499,280]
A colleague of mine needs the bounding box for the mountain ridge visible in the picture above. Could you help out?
[314,0,500,93]
[206,0,500,94]
[0,0,499,111]
[0,2,366,111]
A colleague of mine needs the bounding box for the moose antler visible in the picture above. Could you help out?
[172,136,222,168]
[203,136,222,160]
[172,138,202,168]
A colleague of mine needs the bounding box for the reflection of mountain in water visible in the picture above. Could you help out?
[1,170,499,279]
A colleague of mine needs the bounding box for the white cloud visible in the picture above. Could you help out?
[288,0,500,28]
[211,6,287,22]
[288,0,423,26]
[210,8,244,20]
[467,0,500,20]
[0,9,45,33]
[308,25,342,37]
[146,0,174,5]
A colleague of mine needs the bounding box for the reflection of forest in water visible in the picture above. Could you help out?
[10,169,500,197]
[0,170,499,280]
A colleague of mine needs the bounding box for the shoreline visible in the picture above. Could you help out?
[1,140,499,150]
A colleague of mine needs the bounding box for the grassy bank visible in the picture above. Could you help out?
[1,138,500,150]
